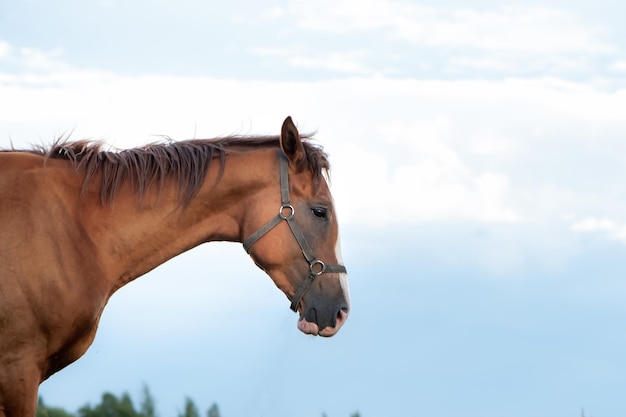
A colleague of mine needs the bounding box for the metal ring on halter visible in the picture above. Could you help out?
[279,204,295,219]
[309,259,326,276]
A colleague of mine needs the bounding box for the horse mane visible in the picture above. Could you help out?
[21,134,330,205]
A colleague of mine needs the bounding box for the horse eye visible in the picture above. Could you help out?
[311,206,328,219]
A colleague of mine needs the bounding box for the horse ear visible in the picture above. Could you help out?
[280,116,306,168]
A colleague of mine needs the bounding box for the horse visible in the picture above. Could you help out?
[0,117,350,417]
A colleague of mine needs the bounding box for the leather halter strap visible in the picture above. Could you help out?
[243,152,347,312]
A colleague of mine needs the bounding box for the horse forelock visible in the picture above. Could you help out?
[25,135,330,205]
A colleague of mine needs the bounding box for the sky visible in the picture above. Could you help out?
[3,1,626,416]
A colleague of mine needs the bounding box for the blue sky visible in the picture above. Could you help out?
[3,1,626,416]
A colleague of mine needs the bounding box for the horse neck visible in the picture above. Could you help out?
[80,147,279,291]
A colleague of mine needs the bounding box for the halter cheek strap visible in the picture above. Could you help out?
[243,153,347,312]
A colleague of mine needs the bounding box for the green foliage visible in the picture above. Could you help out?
[37,388,359,417]
[139,385,158,417]
[78,392,140,417]
[207,403,220,417]
[177,398,200,417]
[36,397,76,417]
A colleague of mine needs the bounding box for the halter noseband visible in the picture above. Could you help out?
[243,152,347,312]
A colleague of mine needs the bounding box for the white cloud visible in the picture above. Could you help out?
[19,47,67,71]
[259,1,616,77]
[285,1,612,55]
[3,41,626,233]
[260,6,285,19]
[609,60,626,72]
[289,52,370,75]
[0,40,12,59]
[249,46,291,57]
[331,120,521,225]
[571,218,626,244]
[0,41,67,71]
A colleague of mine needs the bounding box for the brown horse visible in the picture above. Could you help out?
[0,117,350,417]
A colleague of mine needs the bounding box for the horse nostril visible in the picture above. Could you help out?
[336,306,349,325]
[304,307,318,324]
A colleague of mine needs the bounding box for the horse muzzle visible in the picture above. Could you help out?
[297,301,349,337]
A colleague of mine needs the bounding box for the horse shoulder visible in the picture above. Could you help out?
[0,152,110,381]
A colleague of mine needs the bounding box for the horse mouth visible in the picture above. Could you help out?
[296,307,348,337]
[298,318,339,337]
[297,318,321,336]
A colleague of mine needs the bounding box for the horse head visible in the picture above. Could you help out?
[243,117,350,337]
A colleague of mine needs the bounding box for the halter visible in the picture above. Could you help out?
[243,152,347,312]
